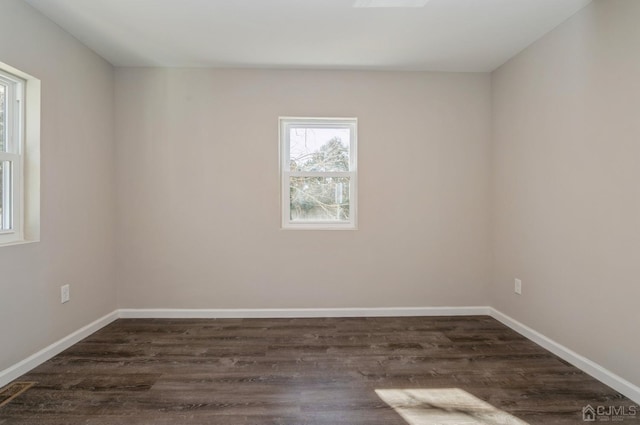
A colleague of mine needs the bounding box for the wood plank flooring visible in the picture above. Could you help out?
[0,316,637,424]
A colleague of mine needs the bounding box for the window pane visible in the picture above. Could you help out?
[290,177,350,222]
[0,160,10,230]
[289,127,350,172]
[0,83,6,152]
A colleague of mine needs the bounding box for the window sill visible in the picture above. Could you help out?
[0,239,39,248]
[281,224,358,231]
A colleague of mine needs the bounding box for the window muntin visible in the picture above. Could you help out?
[0,69,24,243]
[280,117,357,229]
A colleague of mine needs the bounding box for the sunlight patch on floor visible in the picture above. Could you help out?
[375,388,529,425]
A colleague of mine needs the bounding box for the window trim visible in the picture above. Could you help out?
[0,68,25,245]
[279,117,358,230]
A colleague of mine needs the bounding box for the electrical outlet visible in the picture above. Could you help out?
[61,284,70,304]
[514,278,522,295]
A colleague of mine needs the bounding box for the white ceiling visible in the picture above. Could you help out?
[23,0,592,72]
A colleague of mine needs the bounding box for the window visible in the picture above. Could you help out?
[0,61,38,247]
[280,117,357,229]
[0,69,24,244]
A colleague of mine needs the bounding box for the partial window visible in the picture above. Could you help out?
[280,117,357,229]
[0,69,24,244]
[0,61,38,247]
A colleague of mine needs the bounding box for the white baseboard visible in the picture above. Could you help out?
[0,311,119,388]
[489,308,640,404]
[118,306,491,319]
[2,306,638,405]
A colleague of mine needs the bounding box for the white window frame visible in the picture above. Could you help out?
[280,117,358,230]
[0,69,25,245]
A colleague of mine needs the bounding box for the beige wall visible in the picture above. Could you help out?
[115,69,492,309]
[0,0,116,371]
[491,0,640,387]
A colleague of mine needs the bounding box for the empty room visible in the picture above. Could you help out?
[0,0,639,423]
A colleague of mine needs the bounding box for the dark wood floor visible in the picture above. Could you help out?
[0,316,637,424]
